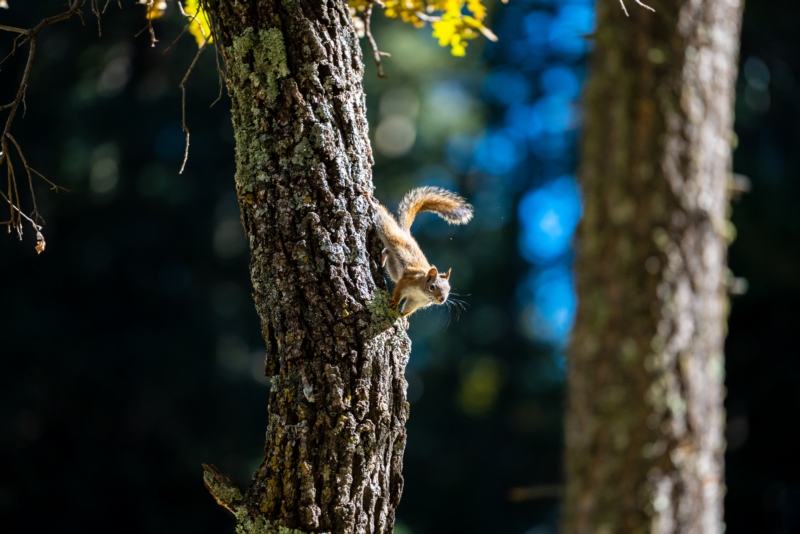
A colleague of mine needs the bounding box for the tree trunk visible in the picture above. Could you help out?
[200,2,410,533]
[563,0,743,532]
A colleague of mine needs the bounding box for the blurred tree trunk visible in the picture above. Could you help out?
[564,1,743,532]
[200,2,410,533]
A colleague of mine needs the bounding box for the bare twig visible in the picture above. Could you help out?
[134,1,158,47]
[6,149,22,233]
[0,24,29,34]
[363,3,388,79]
[0,0,84,246]
[146,19,158,46]
[635,0,656,12]
[209,8,225,108]
[0,189,46,252]
[0,33,28,69]
[90,0,102,36]
[2,0,85,163]
[179,39,209,174]
[161,2,221,170]
[100,0,121,14]
[6,133,41,225]
[7,132,67,207]
[163,1,198,53]
[210,36,224,108]
[1,189,41,232]
[619,0,656,17]
[413,12,440,23]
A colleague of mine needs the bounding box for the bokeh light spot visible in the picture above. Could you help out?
[484,68,532,106]
[518,175,582,263]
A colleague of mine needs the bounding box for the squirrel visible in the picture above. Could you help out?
[366,186,473,323]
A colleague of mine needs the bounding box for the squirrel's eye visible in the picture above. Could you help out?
[429,285,435,291]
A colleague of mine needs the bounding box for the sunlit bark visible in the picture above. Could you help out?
[202,2,410,532]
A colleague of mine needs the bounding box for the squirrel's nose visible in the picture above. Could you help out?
[437,296,445,304]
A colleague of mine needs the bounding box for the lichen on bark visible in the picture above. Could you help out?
[234,508,311,534]
[202,0,411,532]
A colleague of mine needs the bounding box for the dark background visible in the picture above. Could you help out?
[0,1,798,533]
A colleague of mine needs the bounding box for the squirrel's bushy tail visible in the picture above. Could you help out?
[397,186,473,230]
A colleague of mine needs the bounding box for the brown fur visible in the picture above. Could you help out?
[369,187,472,320]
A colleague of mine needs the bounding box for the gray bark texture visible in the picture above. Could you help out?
[563,0,743,533]
[200,2,410,533]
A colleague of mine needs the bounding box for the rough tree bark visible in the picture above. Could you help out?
[199,2,410,533]
[563,0,743,532]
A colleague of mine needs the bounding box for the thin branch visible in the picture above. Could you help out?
[0,33,37,169]
[134,1,158,47]
[0,33,28,69]
[0,24,29,34]
[210,37,224,108]
[6,133,41,225]
[166,0,214,55]
[363,4,388,79]
[101,0,121,14]
[5,146,17,231]
[414,12,440,23]
[163,22,193,52]
[0,188,45,253]
[91,0,102,36]
[160,2,221,170]
[6,132,68,214]
[5,151,23,236]
[0,0,84,246]
[163,1,199,53]
[2,0,84,165]
[618,0,655,17]
[209,8,225,108]
[178,39,209,174]
[1,190,41,231]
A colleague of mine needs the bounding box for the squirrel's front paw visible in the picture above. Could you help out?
[360,188,376,206]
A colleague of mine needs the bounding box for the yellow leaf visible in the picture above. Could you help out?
[463,15,498,41]
[450,35,467,56]
[369,0,494,57]
[433,0,463,14]
[433,13,482,56]
[466,0,486,21]
[446,0,464,17]
[432,18,458,47]
[184,0,213,47]
[144,0,167,19]
[383,0,425,26]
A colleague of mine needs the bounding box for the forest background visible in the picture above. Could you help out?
[1,0,798,533]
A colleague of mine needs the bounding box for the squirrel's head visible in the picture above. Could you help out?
[425,266,452,305]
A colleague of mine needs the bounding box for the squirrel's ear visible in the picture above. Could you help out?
[426,267,438,279]
[441,268,451,280]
